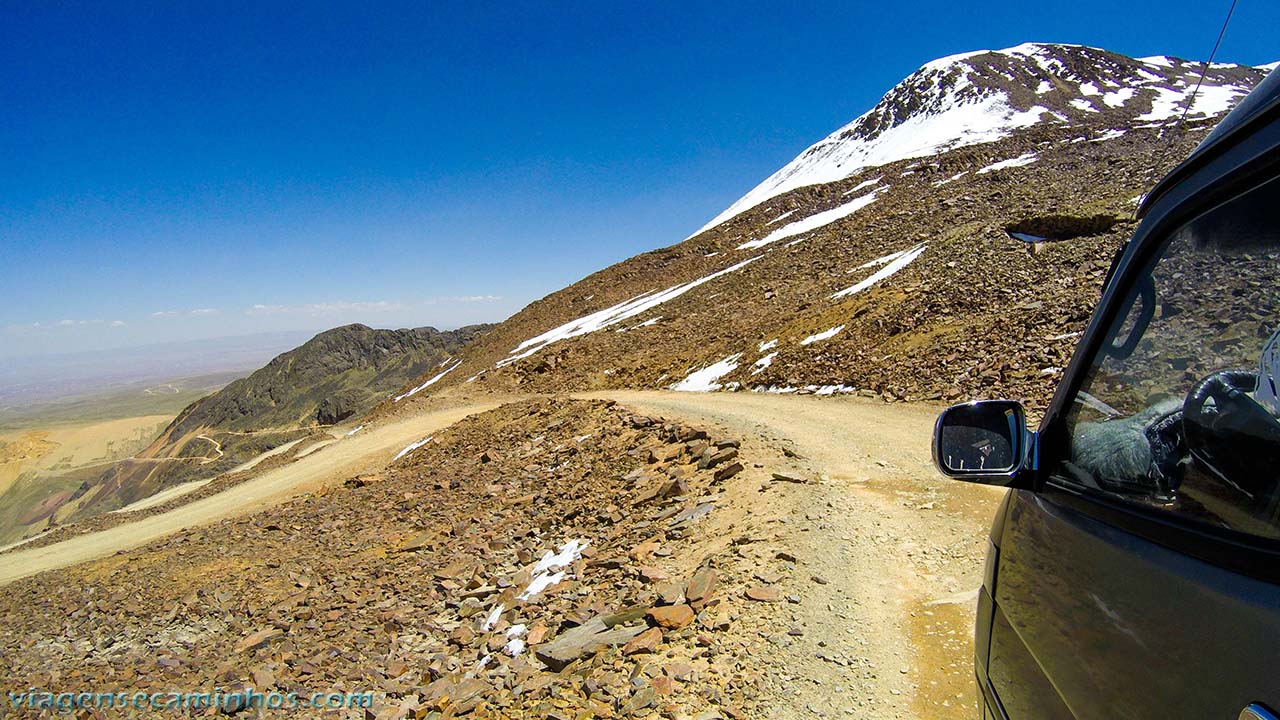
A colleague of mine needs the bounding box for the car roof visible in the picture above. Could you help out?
[1139,69,1280,218]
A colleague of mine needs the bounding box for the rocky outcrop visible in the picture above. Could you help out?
[169,323,489,434]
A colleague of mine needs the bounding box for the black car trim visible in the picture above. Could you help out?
[979,672,1010,720]
[1039,480,1280,585]
[976,585,995,677]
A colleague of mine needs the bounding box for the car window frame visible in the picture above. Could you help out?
[1032,131,1280,585]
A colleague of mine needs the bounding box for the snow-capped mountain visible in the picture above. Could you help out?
[693,43,1267,235]
[383,43,1274,413]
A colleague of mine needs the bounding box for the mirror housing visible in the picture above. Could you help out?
[933,400,1034,485]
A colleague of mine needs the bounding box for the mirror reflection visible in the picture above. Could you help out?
[938,402,1021,473]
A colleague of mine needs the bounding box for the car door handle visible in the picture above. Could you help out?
[1241,704,1279,720]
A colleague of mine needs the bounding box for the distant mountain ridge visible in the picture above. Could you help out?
[382,43,1273,412]
[163,323,488,435]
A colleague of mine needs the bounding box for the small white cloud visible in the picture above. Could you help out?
[151,310,178,317]
[190,308,219,316]
[423,295,503,305]
[245,300,403,316]
[58,319,76,327]
[110,320,126,327]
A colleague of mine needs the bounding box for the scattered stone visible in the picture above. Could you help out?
[250,667,275,689]
[655,581,685,605]
[234,628,283,654]
[397,530,434,552]
[699,448,739,470]
[534,617,647,671]
[594,609,643,633]
[714,462,744,482]
[754,569,783,584]
[652,674,675,696]
[623,627,663,655]
[647,604,696,629]
[624,686,656,714]
[639,566,670,583]
[678,427,708,442]
[685,568,718,608]
[745,587,783,603]
[669,503,715,529]
[1,400,776,717]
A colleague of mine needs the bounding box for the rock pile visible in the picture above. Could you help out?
[0,399,780,719]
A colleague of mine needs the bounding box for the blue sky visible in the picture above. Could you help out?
[3,0,1277,361]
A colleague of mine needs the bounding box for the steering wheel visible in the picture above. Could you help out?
[1183,369,1280,499]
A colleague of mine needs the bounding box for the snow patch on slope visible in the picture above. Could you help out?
[800,326,844,346]
[833,244,927,298]
[1138,83,1250,122]
[751,352,777,375]
[976,153,1038,174]
[858,249,910,269]
[393,437,432,461]
[519,539,588,601]
[395,360,462,402]
[1102,87,1135,108]
[737,190,881,250]
[498,256,761,368]
[672,354,742,392]
[765,209,796,226]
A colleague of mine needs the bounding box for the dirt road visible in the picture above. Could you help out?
[0,401,499,585]
[586,391,1006,719]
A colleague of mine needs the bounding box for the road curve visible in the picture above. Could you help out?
[0,401,499,585]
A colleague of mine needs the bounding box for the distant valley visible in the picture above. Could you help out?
[0,323,489,545]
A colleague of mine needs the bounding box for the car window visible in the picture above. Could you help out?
[1052,174,1280,541]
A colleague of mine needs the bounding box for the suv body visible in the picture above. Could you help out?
[934,70,1280,720]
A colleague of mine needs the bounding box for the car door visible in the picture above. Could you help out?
[988,171,1280,719]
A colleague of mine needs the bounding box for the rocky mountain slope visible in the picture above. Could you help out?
[385,44,1274,414]
[162,323,489,434]
[19,324,489,534]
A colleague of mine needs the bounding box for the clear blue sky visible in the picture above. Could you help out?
[3,0,1276,360]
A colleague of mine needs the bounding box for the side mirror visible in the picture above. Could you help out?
[933,400,1032,484]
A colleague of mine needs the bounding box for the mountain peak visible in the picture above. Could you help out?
[690,43,1266,236]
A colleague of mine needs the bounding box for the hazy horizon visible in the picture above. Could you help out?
[2,327,359,407]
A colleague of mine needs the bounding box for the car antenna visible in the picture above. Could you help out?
[1145,0,1239,207]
